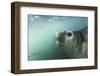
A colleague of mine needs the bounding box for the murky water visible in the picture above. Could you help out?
[28,15,88,61]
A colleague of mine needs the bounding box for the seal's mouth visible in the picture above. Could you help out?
[56,31,66,47]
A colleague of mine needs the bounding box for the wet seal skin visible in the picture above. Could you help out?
[56,27,88,58]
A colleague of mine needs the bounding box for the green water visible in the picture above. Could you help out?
[28,15,88,60]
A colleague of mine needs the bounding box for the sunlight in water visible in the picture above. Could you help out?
[28,15,88,61]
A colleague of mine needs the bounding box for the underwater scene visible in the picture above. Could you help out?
[28,15,88,61]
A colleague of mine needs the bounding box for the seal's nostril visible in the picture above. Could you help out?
[67,32,72,37]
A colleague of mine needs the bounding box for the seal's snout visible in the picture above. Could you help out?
[56,31,66,47]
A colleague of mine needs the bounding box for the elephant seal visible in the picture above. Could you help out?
[56,27,88,58]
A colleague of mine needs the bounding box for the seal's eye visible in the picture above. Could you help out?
[67,32,72,37]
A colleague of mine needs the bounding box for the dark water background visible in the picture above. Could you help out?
[28,15,88,60]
